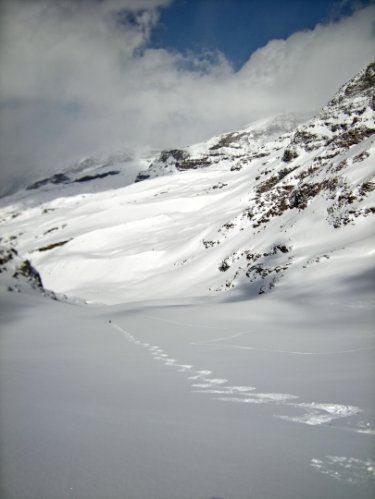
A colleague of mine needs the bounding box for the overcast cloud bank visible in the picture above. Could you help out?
[0,0,374,194]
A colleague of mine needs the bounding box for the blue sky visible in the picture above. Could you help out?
[0,0,374,193]
[150,0,374,70]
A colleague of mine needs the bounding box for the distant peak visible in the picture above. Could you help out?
[328,61,375,107]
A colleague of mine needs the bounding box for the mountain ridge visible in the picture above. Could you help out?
[0,62,374,305]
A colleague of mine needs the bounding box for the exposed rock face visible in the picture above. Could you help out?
[329,61,375,105]
[135,148,213,181]
[27,173,71,190]
[27,170,121,189]
[0,245,55,298]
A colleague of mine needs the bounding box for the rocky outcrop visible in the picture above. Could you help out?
[0,245,56,298]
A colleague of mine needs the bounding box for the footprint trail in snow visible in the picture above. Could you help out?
[110,321,369,432]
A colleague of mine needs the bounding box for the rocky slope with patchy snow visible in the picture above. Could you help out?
[135,112,312,182]
[0,245,53,297]
[0,63,374,304]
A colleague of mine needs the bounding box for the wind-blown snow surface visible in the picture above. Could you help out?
[0,64,374,498]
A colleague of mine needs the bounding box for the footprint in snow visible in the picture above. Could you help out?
[311,456,375,485]
[275,402,361,426]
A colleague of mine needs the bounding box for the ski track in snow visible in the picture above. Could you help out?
[110,321,372,433]
[143,314,229,330]
[192,331,375,356]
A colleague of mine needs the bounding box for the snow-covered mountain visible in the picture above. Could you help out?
[9,151,153,201]
[134,111,312,181]
[0,63,373,305]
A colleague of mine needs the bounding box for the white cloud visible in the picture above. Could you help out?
[0,0,374,194]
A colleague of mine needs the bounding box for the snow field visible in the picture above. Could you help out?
[1,292,374,499]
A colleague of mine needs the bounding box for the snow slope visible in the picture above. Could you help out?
[0,293,374,499]
[0,63,374,499]
[0,64,374,305]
